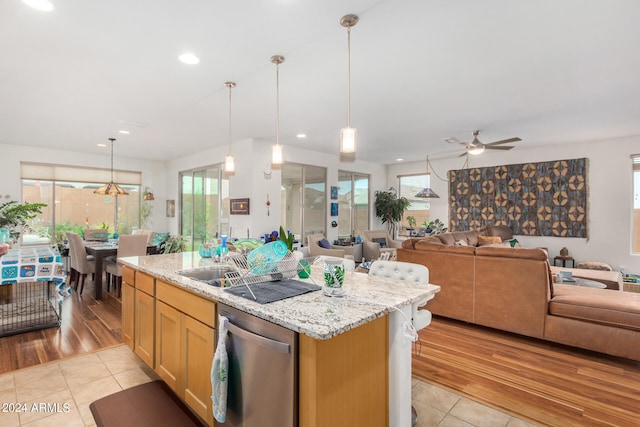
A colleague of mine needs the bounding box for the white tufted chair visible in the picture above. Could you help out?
[368,260,432,331]
[369,259,434,426]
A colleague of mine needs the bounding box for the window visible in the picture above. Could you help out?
[398,174,432,233]
[180,165,229,251]
[337,171,369,238]
[20,162,141,246]
[281,163,326,242]
[632,155,640,254]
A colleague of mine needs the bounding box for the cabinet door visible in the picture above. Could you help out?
[134,289,155,367]
[156,300,181,393]
[182,315,215,426]
[122,281,135,349]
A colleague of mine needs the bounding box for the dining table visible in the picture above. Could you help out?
[83,241,157,300]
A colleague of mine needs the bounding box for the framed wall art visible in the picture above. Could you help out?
[166,200,175,218]
[230,198,250,215]
[330,186,339,200]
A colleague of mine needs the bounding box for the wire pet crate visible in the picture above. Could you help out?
[0,281,61,337]
[224,252,319,303]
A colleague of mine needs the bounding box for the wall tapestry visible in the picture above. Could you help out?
[448,158,587,237]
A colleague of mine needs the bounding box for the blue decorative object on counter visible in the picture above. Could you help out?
[246,240,288,275]
[217,235,229,258]
[199,242,215,258]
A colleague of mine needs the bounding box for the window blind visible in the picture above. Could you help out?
[21,162,141,185]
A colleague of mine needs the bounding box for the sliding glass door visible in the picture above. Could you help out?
[180,165,229,251]
[281,163,326,242]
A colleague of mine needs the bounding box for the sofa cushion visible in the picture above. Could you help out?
[550,285,640,331]
[484,225,514,241]
[435,233,456,245]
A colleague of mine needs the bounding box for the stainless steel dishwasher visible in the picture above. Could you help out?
[217,303,298,427]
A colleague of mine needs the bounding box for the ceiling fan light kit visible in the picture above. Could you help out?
[457,130,522,157]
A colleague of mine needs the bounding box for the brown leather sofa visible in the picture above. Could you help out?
[398,232,640,361]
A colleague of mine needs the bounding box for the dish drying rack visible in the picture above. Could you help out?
[223,252,317,301]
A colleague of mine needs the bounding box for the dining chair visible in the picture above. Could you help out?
[132,229,155,245]
[66,232,96,294]
[105,234,148,297]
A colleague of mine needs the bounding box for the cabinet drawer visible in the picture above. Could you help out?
[156,280,216,328]
[136,271,155,295]
[122,266,135,285]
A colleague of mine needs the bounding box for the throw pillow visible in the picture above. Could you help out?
[371,237,388,248]
[477,235,502,246]
[505,238,521,248]
[454,239,468,246]
[317,238,331,249]
[151,232,170,247]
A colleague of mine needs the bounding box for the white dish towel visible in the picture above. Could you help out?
[211,315,229,423]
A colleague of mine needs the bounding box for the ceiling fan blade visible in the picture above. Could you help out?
[486,137,521,146]
[485,145,514,150]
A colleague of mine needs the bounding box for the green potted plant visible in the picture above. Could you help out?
[0,201,47,242]
[278,226,294,252]
[422,218,448,235]
[374,188,410,238]
[160,234,186,254]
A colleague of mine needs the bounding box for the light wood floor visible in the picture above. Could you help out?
[0,277,123,374]
[413,316,640,427]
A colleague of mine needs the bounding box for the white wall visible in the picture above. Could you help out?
[0,143,168,231]
[386,135,640,273]
[164,139,387,243]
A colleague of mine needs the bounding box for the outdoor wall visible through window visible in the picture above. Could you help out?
[398,174,431,235]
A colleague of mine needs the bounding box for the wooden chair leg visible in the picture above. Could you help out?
[117,276,122,298]
[106,273,111,292]
[80,274,86,294]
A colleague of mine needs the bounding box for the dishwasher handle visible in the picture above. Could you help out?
[226,321,291,354]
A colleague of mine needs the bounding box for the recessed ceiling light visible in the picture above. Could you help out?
[396,158,404,162]
[118,130,130,134]
[22,0,54,12]
[296,133,307,139]
[97,143,107,147]
[179,53,200,65]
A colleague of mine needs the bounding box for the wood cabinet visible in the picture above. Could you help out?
[134,273,155,367]
[299,315,389,427]
[155,279,215,427]
[121,268,135,349]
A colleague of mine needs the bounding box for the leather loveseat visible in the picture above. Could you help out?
[398,230,640,361]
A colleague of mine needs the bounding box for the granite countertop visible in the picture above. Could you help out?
[119,252,440,340]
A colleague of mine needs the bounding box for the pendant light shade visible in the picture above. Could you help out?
[271,55,285,166]
[339,14,359,155]
[225,81,236,174]
[415,156,439,198]
[94,138,129,196]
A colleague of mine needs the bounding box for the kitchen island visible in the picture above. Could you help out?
[119,252,440,427]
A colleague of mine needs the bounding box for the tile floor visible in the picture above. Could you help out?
[0,344,539,426]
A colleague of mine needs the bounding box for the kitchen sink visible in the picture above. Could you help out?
[176,266,235,286]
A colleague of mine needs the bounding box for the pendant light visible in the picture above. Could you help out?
[224,81,236,174]
[271,55,285,166]
[94,138,129,196]
[339,14,359,155]
[415,156,440,198]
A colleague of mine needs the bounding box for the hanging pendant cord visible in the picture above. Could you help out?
[346,25,352,128]
[228,85,232,155]
[109,138,115,183]
[276,62,280,146]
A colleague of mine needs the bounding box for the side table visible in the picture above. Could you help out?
[554,256,575,268]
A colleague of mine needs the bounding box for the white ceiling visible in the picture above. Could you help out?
[2,0,639,165]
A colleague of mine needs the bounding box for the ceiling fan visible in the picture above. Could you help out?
[450,130,522,156]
